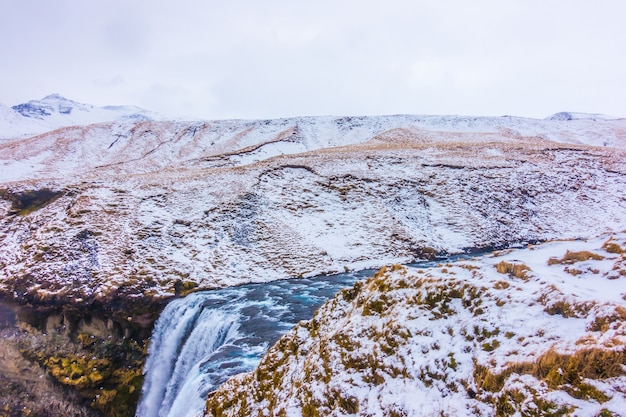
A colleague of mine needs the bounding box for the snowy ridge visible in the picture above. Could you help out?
[0,94,161,140]
[1,112,625,182]
[205,233,626,417]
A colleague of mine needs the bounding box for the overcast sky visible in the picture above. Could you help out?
[1,0,625,120]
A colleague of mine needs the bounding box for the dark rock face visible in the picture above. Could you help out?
[0,294,168,417]
[11,94,77,119]
[10,291,166,343]
[0,300,15,329]
[12,102,54,119]
[0,188,64,216]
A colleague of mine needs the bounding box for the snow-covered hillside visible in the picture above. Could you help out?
[0,94,161,140]
[206,233,626,417]
[0,104,625,305]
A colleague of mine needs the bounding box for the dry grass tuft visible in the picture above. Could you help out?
[603,239,624,254]
[495,261,531,280]
[588,306,626,332]
[548,250,604,265]
[543,300,593,318]
[475,347,625,405]
[493,281,510,290]
[564,267,582,276]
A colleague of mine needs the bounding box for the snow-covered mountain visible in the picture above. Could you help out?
[0,94,161,139]
[1,112,625,183]
[546,111,622,121]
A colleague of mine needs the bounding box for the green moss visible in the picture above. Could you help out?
[528,397,573,417]
[565,382,610,402]
[173,280,199,296]
[481,339,501,352]
[447,352,458,371]
[41,353,144,417]
[17,321,148,417]
[44,355,112,387]
[481,388,574,417]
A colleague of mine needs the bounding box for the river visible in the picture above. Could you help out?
[136,259,455,417]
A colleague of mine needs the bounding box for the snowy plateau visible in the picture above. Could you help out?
[0,95,625,417]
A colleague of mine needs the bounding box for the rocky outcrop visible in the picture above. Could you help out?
[0,188,64,216]
[205,234,626,416]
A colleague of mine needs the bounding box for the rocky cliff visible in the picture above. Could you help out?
[2,115,625,307]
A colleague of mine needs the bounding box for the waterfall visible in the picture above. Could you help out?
[136,270,374,417]
[136,292,239,417]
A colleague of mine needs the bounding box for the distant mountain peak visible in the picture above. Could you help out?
[42,93,70,101]
[2,95,163,138]
[546,111,619,121]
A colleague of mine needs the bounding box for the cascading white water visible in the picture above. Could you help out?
[136,292,239,417]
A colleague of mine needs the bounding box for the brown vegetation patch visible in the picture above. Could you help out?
[474,347,625,403]
[495,261,531,280]
[603,239,624,254]
[548,250,605,265]
[588,306,626,332]
[494,281,510,290]
[543,299,594,318]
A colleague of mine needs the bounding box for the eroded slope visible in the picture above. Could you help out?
[1,137,625,306]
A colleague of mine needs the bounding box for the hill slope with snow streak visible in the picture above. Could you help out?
[1,112,625,182]
[1,105,625,416]
[206,233,626,417]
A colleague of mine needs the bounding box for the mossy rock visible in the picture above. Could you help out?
[40,352,143,417]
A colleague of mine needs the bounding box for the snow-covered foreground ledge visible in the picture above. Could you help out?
[206,232,626,417]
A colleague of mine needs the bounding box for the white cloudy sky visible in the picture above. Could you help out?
[1,0,625,120]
